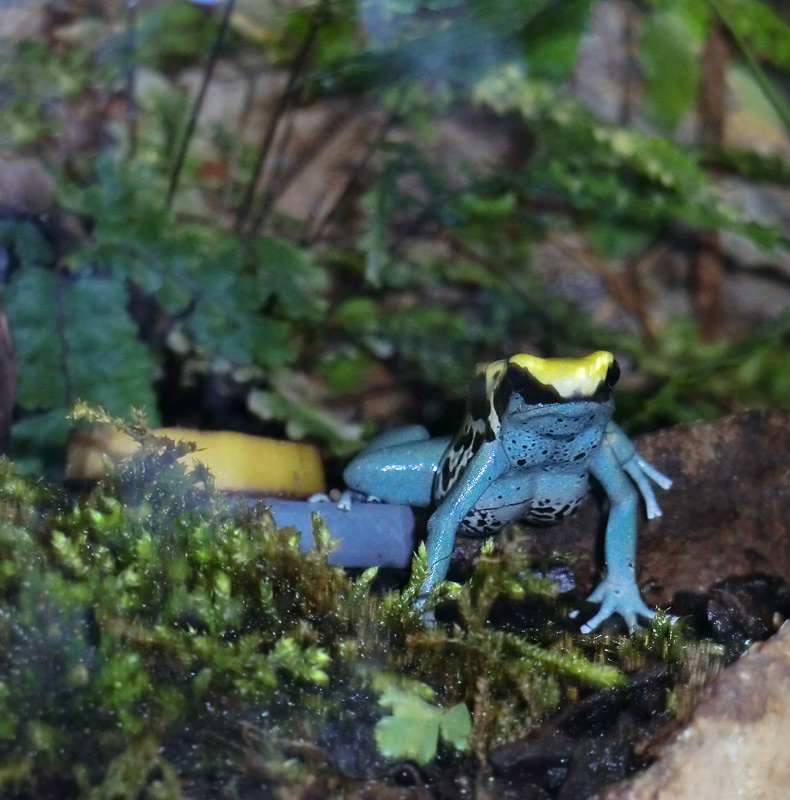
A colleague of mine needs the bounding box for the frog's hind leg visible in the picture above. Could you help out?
[343,430,450,506]
[357,425,432,454]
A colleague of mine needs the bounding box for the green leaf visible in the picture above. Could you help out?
[8,411,73,476]
[716,0,790,71]
[468,0,555,37]
[375,681,472,763]
[641,9,707,131]
[190,287,296,370]
[375,686,445,764]
[253,236,329,321]
[439,702,472,752]
[6,267,158,472]
[458,191,517,219]
[586,219,657,260]
[137,3,223,72]
[6,268,65,409]
[522,0,593,81]
[0,221,53,270]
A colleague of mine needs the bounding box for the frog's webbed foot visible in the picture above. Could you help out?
[420,607,438,628]
[580,577,656,634]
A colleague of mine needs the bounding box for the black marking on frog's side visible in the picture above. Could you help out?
[434,371,498,501]
[467,373,492,428]
[459,489,587,534]
[523,497,581,525]
[435,416,489,500]
[461,504,512,533]
[459,506,501,533]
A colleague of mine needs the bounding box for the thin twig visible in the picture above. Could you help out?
[125,0,139,158]
[165,0,237,212]
[234,0,327,234]
[247,101,298,235]
[256,103,357,235]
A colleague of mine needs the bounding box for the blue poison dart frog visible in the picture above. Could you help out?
[343,351,672,632]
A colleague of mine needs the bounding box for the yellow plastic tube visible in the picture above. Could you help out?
[66,426,326,498]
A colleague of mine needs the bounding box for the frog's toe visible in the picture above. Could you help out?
[579,607,611,634]
[336,490,353,511]
[308,490,355,511]
[420,608,438,628]
[618,603,655,633]
[580,581,655,633]
[414,596,437,628]
[308,493,332,503]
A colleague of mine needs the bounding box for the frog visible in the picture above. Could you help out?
[342,351,672,632]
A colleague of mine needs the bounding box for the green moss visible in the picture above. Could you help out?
[0,409,720,795]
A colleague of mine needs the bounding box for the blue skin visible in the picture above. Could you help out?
[344,378,671,632]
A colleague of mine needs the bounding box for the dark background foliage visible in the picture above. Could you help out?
[1,0,790,474]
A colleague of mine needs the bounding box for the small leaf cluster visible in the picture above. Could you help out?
[2,151,334,471]
[374,676,472,765]
[6,261,159,475]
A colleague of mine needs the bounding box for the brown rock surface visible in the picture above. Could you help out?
[597,620,790,800]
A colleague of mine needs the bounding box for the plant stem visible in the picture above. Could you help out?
[165,0,237,212]
[125,0,139,158]
[707,0,790,136]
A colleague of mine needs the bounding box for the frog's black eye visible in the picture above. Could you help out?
[606,360,620,388]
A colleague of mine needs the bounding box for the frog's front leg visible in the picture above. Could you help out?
[584,440,656,633]
[421,441,509,600]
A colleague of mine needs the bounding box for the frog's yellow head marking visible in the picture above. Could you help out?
[466,351,620,440]
[506,351,618,399]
